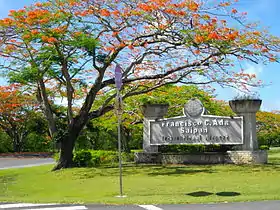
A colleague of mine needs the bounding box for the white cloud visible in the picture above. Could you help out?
[243,63,263,76]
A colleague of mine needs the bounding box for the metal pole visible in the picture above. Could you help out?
[117,90,123,197]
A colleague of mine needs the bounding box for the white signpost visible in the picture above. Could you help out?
[114,64,126,198]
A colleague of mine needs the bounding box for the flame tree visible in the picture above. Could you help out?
[0,0,279,170]
[0,84,38,152]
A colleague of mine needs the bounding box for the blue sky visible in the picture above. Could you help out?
[0,0,279,111]
[215,0,280,111]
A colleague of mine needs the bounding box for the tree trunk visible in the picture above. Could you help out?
[122,127,131,153]
[52,119,86,171]
[13,141,21,153]
[13,135,23,153]
[52,133,76,170]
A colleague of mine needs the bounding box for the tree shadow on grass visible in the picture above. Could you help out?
[73,165,215,179]
[186,191,241,197]
[186,191,214,197]
[216,191,241,196]
[147,167,214,176]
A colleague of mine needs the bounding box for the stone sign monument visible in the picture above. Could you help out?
[150,99,243,145]
[136,98,267,165]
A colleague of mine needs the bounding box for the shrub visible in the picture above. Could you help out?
[159,144,233,153]
[73,150,93,167]
[24,133,52,152]
[89,150,135,165]
[159,145,206,153]
[55,150,134,168]
[259,145,270,150]
[90,150,118,164]
[122,152,135,162]
[258,133,280,147]
[53,152,60,161]
[0,132,12,153]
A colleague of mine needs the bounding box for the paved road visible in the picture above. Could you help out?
[1,201,280,210]
[0,158,55,170]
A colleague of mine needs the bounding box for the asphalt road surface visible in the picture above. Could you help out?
[1,201,280,210]
[0,157,55,170]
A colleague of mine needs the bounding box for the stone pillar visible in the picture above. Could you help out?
[229,99,262,151]
[141,104,169,152]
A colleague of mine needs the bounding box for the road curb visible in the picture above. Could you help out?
[0,152,54,158]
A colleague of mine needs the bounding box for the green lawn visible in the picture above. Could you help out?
[1,150,280,204]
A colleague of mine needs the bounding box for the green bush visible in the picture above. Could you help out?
[159,144,233,153]
[258,133,280,147]
[159,145,206,153]
[55,150,134,168]
[89,150,134,164]
[0,132,12,153]
[131,149,143,153]
[53,152,60,161]
[24,133,53,152]
[122,152,135,162]
[90,150,118,164]
[259,145,270,150]
[73,150,93,167]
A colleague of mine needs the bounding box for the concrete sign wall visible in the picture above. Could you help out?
[139,98,266,165]
[148,99,243,145]
[150,115,243,145]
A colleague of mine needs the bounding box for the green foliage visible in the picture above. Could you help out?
[259,145,270,150]
[73,150,94,167]
[122,152,135,162]
[258,133,280,147]
[0,131,12,153]
[53,152,59,161]
[257,111,280,147]
[24,133,52,152]
[8,67,39,84]
[90,150,118,164]
[159,144,233,153]
[70,150,134,167]
[70,33,99,55]
[90,150,134,164]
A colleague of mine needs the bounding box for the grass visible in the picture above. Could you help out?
[1,150,280,204]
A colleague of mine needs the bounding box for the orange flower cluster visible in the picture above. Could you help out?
[0,18,13,26]
[100,9,110,16]
[75,10,92,17]
[22,34,31,40]
[31,29,39,35]
[194,34,205,43]
[219,2,231,7]
[24,9,51,25]
[41,36,58,43]
[5,45,16,52]
[187,1,199,12]
[208,32,220,40]
[164,8,186,16]
[52,26,67,34]
[138,3,154,12]
[225,31,239,40]
[231,9,237,14]
[27,9,50,20]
